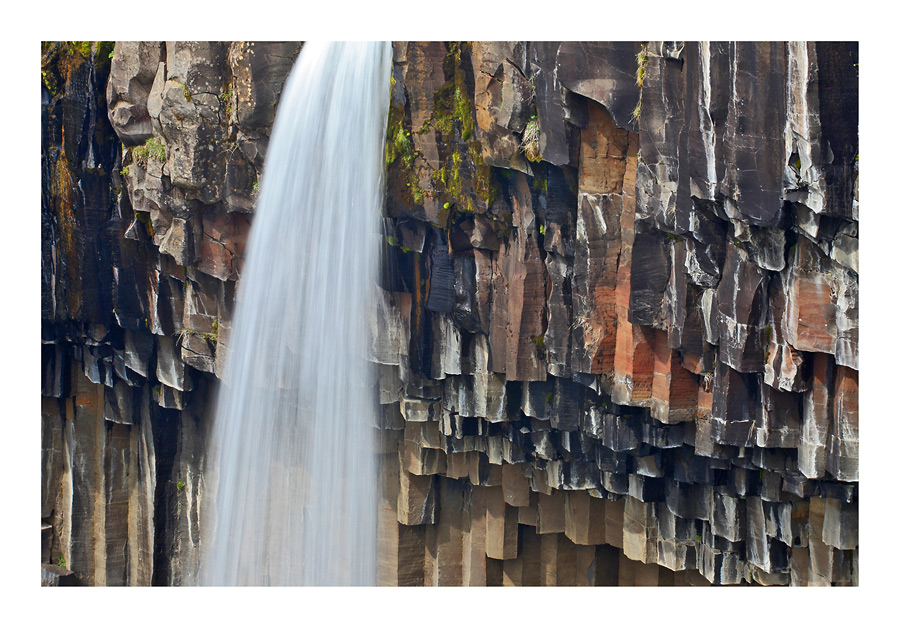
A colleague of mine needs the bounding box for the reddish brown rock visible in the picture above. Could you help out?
[197,210,251,281]
[826,366,858,482]
[784,236,838,355]
[579,102,630,195]
[572,193,622,376]
[649,329,700,424]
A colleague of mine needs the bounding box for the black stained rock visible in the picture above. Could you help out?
[815,42,858,220]
[425,231,454,313]
[529,42,570,166]
[638,51,691,234]
[715,243,768,373]
[722,42,787,227]
[629,230,670,328]
[451,254,480,332]
[556,41,641,133]
[710,362,760,447]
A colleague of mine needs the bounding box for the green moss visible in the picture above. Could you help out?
[431,141,498,219]
[204,318,219,344]
[428,42,475,143]
[386,42,501,222]
[67,41,93,57]
[384,94,427,207]
[132,137,167,167]
[41,68,55,94]
[42,42,112,95]
[531,334,545,349]
[177,318,218,347]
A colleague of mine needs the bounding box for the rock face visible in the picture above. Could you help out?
[42,40,858,587]
[375,40,858,587]
[40,41,300,585]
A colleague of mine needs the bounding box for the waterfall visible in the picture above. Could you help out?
[200,41,392,586]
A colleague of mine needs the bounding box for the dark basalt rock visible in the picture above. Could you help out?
[637,47,691,235]
[529,42,570,166]
[812,42,858,221]
[556,42,641,133]
[228,42,301,131]
[715,242,768,373]
[629,230,670,328]
[721,42,787,227]
[42,40,858,588]
[425,231,455,313]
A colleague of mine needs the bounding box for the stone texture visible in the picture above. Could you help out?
[42,40,858,588]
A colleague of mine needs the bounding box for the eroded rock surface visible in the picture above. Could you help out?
[42,40,858,587]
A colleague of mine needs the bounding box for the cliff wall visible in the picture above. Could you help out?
[40,40,858,586]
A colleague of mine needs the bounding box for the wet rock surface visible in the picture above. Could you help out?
[43,41,857,587]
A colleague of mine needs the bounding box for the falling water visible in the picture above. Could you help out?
[200,41,392,585]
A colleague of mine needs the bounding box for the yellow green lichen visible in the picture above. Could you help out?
[630,100,642,125]
[427,42,475,142]
[133,211,155,238]
[42,43,115,95]
[423,43,500,222]
[384,84,427,207]
[384,42,503,225]
[219,84,233,120]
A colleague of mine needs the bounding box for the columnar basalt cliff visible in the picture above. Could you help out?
[41,41,858,586]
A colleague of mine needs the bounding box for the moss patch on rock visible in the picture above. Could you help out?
[384,87,427,207]
[426,42,500,223]
[132,137,167,167]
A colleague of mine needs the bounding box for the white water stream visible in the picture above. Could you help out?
[200,41,392,585]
